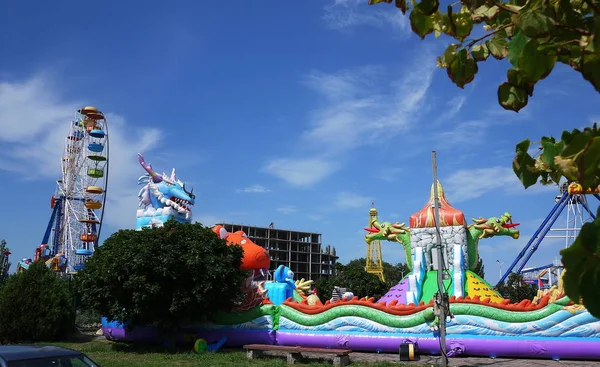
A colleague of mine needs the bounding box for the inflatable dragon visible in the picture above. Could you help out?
[136,153,195,229]
[365,212,520,272]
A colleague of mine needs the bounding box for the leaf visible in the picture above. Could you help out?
[498,82,528,112]
[515,8,555,38]
[593,16,600,53]
[410,8,434,39]
[368,0,393,4]
[471,5,499,22]
[452,10,474,42]
[486,29,508,59]
[416,0,439,16]
[507,68,534,96]
[437,43,459,68]
[507,31,530,68]
[562,129,592,157]
[540,138,564,169]
[580,136,600,189]
[471,44,489,61]
[560,219,600,319]
[513,139,539,188]
[580,52,600,93]
[447,48,478,88]
[432,11,446,37]
[396,0,409,14]
[519,39,557,82]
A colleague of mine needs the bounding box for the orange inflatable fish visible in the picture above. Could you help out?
[212,225,270,271]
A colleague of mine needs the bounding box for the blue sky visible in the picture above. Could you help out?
[0,0,598,284]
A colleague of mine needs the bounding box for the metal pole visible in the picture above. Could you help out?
[497,260,503,280]
[431,151,447,366]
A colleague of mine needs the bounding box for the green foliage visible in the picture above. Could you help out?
[315,258,407,301]
[513,124,599,189]
[495,272,538,303]
[0,239,11,281]
[0,260,74,343]
[560,206,600,318]
[382,261,410,288]
[74,220,248,337]
[368,0,600,111]
[473,257,485,279]
[513,125,600,316]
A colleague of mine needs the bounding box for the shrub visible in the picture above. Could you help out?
[0,260,74,343]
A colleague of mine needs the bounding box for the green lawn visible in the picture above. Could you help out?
[46,339,416,367]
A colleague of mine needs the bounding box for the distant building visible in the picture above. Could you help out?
[216,223,338,281]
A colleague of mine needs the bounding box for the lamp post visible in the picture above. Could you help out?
[497,260,504,280]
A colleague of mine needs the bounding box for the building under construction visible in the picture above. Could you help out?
[216,223,338,281]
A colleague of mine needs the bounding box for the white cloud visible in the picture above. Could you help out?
[443,166,557,203]
[264,49,436,186]
[276,206,297,214]
[335,191,373,209]
[437,120,487,146]
[264,157,338,186]
[235,185,271,194]
[323,0,408,33]
[308,215,323,221]
[0,74,162,231]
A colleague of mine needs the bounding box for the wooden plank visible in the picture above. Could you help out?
[243,344,351,355]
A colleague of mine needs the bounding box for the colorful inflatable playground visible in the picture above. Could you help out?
[27,107,600,361]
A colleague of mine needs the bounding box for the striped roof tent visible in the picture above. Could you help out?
[409,180,465,228]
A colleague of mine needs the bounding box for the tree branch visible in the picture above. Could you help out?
[556,24,592,36]
[493,1,519,14]
[467,23,512,47]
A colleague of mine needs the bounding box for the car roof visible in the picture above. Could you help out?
[0,345,82,361]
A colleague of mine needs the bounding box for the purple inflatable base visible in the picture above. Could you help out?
[102,326,600,361]
[276,332,600,360]
[103,326,275,346]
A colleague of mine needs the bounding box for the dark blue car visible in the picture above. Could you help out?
[0,345,99,367]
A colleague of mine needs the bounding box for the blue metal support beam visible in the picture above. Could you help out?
[496,192,569,286]
[519,263,554,274]
[497,191,600,287]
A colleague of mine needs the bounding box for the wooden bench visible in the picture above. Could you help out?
[243,344,352,366]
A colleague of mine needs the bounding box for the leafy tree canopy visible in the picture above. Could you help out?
[0,239,11,280]
[0,260,74,343]
[315,258,408,300]
[369,0,600,112]
[474,257,485,279]
[74,220,248,337]
[368,0,600,318]
[496,272,538,303]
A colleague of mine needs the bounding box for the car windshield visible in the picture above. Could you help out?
[7,355,98,367]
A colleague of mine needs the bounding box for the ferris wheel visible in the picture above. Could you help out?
[29,106,110,274]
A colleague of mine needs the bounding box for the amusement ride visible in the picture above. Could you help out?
[17,106,110,275]
[498,181,600,288]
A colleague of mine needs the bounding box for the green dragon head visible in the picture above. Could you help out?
[469,212,520,240]
[364,220,410,243]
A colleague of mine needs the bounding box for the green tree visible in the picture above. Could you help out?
[368,0,600,317]
[496,272,538,303]
[0,260,74,343]
[74,220,248,340]
[369,0,599,112]
[315,258,390,300]
[474,258,485,279]
[383,261,410,287]
[0,239,11,281]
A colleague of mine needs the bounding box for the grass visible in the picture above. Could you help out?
[45,338,418,367]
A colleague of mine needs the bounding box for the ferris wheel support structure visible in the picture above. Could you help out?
[21,106,110,275]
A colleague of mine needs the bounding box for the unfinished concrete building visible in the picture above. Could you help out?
[217,223,338,281]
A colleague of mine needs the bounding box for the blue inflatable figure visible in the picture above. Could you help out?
[263,265,296,305]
